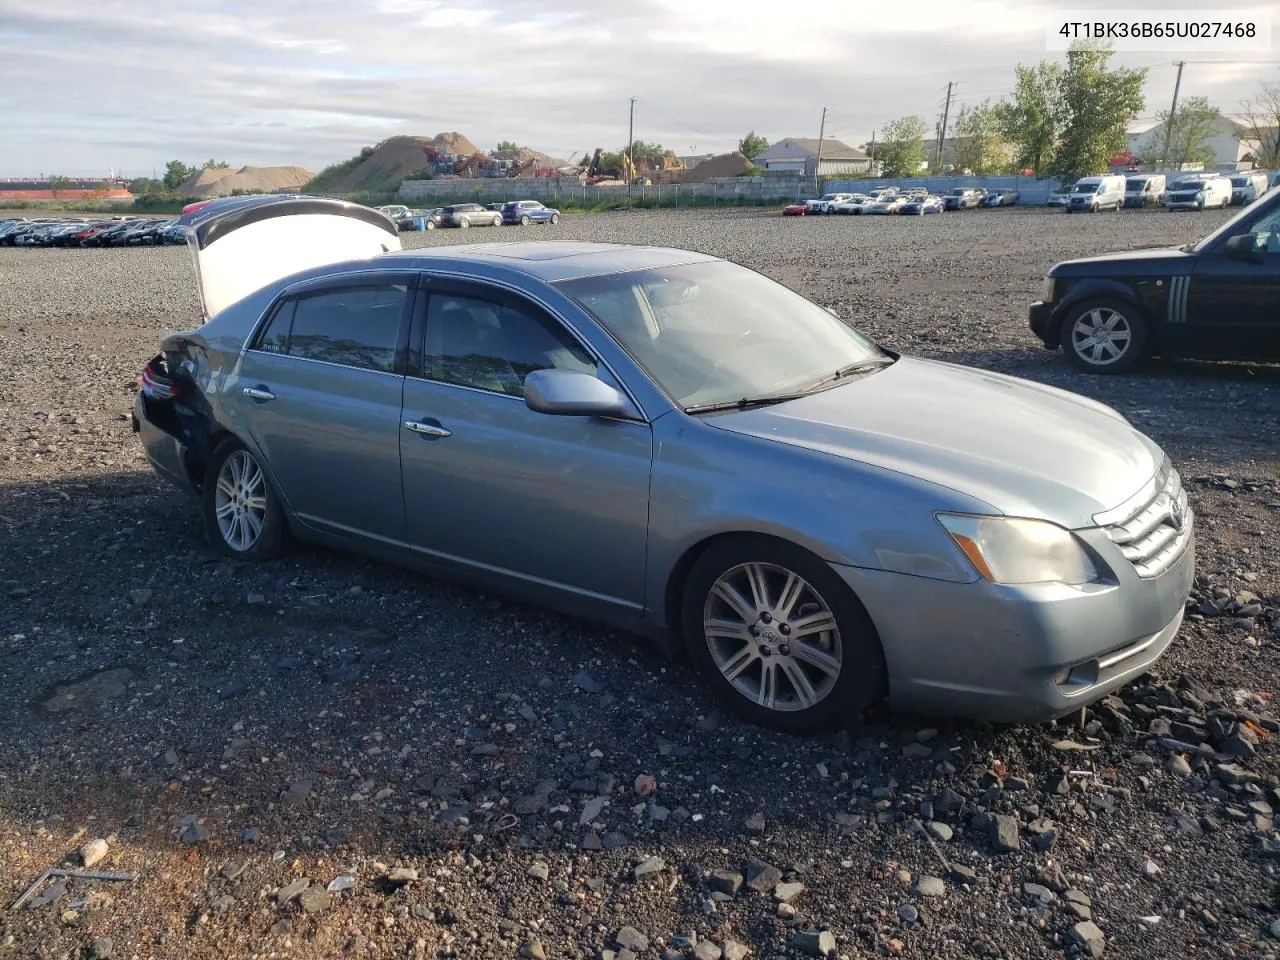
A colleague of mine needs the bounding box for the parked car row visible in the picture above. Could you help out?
[783,185,1019,217]
[0,216,187,247]
[385,200,562,231]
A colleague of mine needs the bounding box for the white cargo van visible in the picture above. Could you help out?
[1123,174,1165,207]
[1165,175,1231,210]
[1065,175,1126,212]
[1229,171,1270,205]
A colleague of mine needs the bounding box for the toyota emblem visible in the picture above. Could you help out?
[1168,499,1184,532]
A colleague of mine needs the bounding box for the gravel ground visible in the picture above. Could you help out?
[1,206,1278,960]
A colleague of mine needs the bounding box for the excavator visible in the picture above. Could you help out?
[583,148,636,185]
[507,156,537,178]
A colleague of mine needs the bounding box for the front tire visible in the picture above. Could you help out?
[1062,298,1148,374]
[549,213,560,224]
[202,439,287,559]
[459,218,470,228]
[520,215,530,226]
[682,536,886,734]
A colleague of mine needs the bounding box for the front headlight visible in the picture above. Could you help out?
[937,514,1097,585]
[1196,191,1205,199]
[1040,277,1056,302]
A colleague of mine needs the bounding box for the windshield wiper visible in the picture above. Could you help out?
[803,356,896,391]
[684,393,812,415]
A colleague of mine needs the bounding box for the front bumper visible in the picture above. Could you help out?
[831,530,1194,723]
[1028,300,1057,345]
[1166,199,1201,209]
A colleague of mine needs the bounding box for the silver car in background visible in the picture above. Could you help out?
[133,198,1194,733]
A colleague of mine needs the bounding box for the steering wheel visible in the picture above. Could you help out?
[688,330,756,395]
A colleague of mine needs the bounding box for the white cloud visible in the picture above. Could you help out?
[0,0,1275,177]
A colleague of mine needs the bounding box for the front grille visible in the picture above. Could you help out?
[1093,461,1193,579]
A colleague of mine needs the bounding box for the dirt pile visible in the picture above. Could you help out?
[178,165,314,197]
[309,134,481,193]
[677,152,753,182]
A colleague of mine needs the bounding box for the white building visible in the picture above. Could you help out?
[1125,115,1263,170]
[752,138,872,176]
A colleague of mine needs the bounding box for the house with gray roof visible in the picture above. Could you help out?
[752,138,872,176]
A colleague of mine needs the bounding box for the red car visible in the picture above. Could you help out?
[782,201,809,216]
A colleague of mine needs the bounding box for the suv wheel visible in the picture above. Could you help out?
[549,213,560,224]
[1062,298,1148,374]
[520,214,530,225]
[682,536,886,734]
[459,218,470,228]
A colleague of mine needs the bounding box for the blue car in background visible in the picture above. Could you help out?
[501,200,561,226]
[899,195,944,215]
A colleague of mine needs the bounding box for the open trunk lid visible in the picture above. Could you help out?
[187,196,401,320]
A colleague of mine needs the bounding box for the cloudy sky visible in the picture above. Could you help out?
[1,0,1276,178]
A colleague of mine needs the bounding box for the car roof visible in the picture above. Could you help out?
[383,241,720,282]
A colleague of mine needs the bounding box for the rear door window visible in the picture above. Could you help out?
[257,283,409,372]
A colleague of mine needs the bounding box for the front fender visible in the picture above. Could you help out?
[1046,278,1143,346]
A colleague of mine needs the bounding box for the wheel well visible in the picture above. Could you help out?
[663,532,829,652]
[185,425,237,488]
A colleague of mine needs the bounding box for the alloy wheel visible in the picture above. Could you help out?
[702,562,843,712]
[1070,307,1133,366]
[214,450,268,551]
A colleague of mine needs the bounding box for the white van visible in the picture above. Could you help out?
[1165,175,1231,210]
[1123,174,1165,207]
[1229,171,1270,205]
[1065,175,1126,212]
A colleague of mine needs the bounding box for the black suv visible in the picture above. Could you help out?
[1029,184,1280,372]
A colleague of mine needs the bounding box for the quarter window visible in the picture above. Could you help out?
[424,292,596,396]
[264,284,407,372]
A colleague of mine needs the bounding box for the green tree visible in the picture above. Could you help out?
[626,140,665,164]
[1139,96,1220,167]
[1240,81,1280,169]
[162,160,193,189]
[1050,43,1146,178]
[128,177,163,194]
[994,61,1064,174]
[950,101,1006,174]
[495,140,522,152]
[738,131,769,160]
[877,115,927,178]
[202,159,231,169]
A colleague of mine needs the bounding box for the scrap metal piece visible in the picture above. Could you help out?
[10,868,137,911]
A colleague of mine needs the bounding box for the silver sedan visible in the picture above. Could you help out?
[133,198,1194,733]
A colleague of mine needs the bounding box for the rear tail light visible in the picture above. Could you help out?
[140,355,180,400]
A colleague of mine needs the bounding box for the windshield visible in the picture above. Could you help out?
[1230,177,1249,187]
[1072,183,1099,194]
[946,188,967,196]
[557,261,887,410]
[1190,181,1280,252]
[1174,181,1205,190]
[1126,178,1149,190]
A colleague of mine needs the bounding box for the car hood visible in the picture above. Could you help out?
[187,196,401,320]
[1051,246,1194,277]
[706,356,1162,528]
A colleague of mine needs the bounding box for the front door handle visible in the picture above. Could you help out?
[242,386,276,401]
[404,419,452,438]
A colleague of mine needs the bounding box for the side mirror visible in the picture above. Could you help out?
[1225,233,1266,265]
[524,369,630,418]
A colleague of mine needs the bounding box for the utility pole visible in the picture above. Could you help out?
[869,129,876,173]
[815,106,827,188]
[626,96,636,205]
[1162,61,1185,170]
[935,81,954,171]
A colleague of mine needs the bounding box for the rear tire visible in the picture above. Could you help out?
[681,536,886,734]
[201,438,287,559]
[1061,298,1148,374]
[459,218,470,228]
[520,215,530,225]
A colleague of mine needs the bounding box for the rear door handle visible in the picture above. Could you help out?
[404,419,451,438]
[242,386,276,401]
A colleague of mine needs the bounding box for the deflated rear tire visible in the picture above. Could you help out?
[682,536,886,734]
[202,438,286,559]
